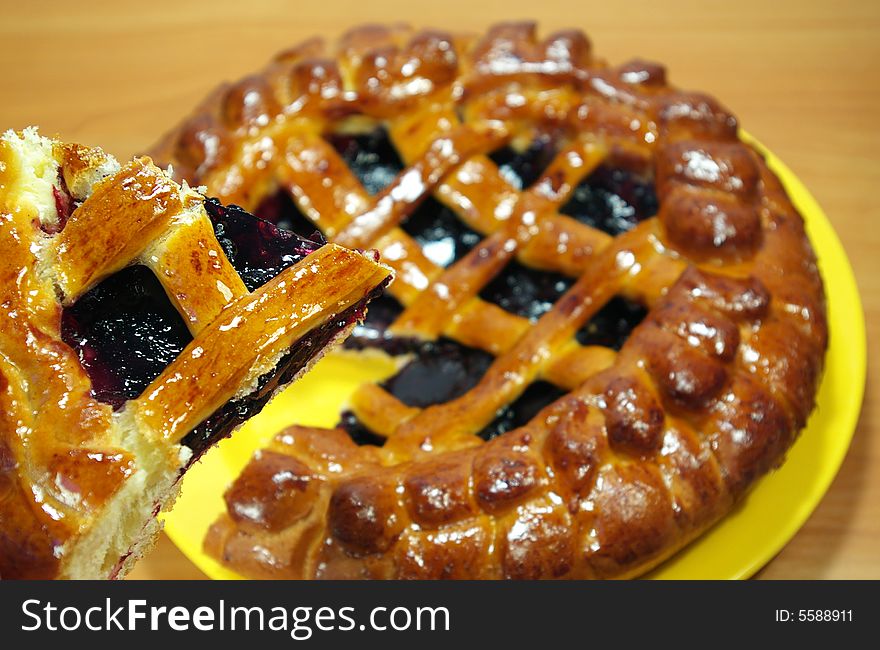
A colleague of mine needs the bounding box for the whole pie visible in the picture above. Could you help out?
[0,128,391,579]
[148,22,828,579]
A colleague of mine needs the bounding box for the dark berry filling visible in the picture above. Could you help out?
[479,257,646,348]
[338,378,567,446]
[400,197,482,268]
[480,259,574,322]
[253,190,319,239]
[326,128,404,195]
[60,197,357,442]
[203,198,324,292]
[340,295,645,446]
[575,296,647,350]
[50,184,74,234]
[560,164,658,236]
[61,265,193,410]
[382,337,495,409]
[477,380,568,441]
[489,133,560,189]
[337,410,387,447]
[343,292,423,355]
[348,292,403,341]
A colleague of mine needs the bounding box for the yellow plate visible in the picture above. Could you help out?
[163,134,867,580]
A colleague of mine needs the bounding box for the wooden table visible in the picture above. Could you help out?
[1,0,877,580]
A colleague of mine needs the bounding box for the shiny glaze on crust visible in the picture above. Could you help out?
[1,143,129,578]
[151,22,827,579]
[0,134,391,579]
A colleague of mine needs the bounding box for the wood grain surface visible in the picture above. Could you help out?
[1,0,876,580]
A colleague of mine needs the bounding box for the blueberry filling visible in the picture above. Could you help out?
[61,265,193,410]
[253,190,320,240]
[326,128,404,195]
[476,380,568,441]
[348,292,403,341]
[480,259,574,322]
[489,133,560,189]
[560,164,658,236]
[50,181,75,234]
[338,378,567,446]
[336,336,495,447]
[337,410,387,447]
[339,295,645,446]
[60,198,374,454]
[343,292,422,355]
[574,296,647,351]
[203,198,324,292]
[382,337,495,409]
[480,257,646,347]
[400,197,482,268]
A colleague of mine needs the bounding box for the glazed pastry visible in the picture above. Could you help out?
[150,22,827,579]
[0,128,392,579]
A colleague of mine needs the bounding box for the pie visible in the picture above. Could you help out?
[148,22,828,579]
[0,128,392,579]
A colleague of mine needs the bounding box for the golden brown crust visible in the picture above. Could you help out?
[154,22,828,579]
[0,129,391,579]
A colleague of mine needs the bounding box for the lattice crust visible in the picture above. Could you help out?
[0,129,391,579]
[150,22,828,579]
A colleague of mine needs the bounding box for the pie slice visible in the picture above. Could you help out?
[0,128,392,579]
[151,23,827,579]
